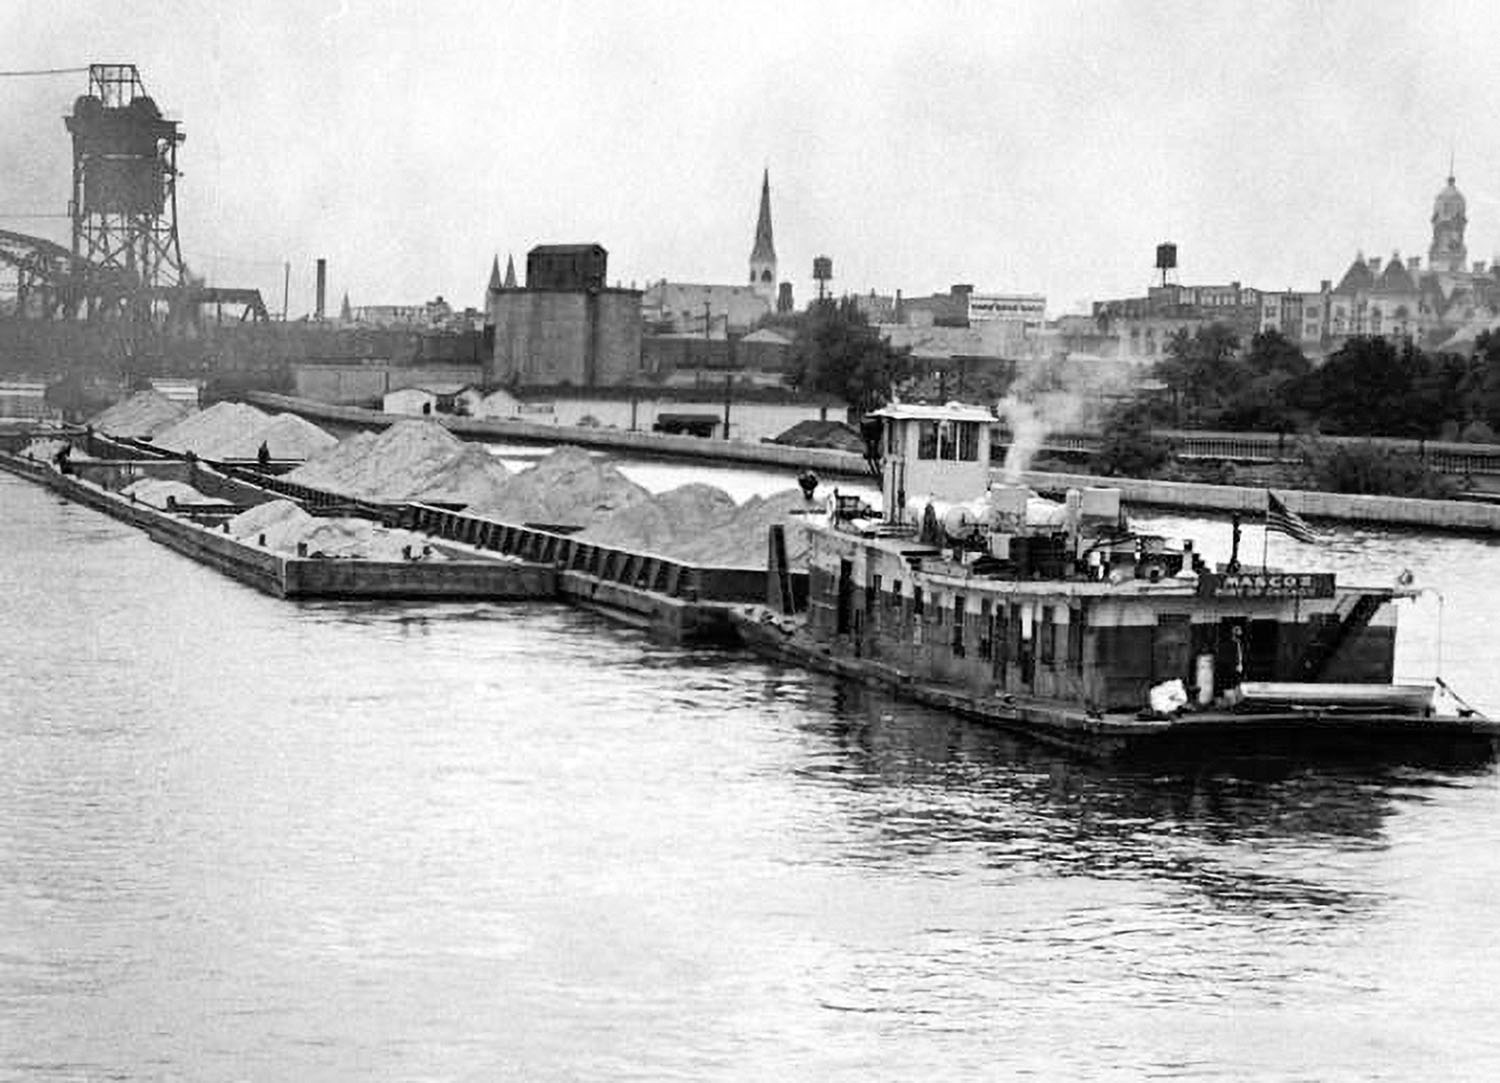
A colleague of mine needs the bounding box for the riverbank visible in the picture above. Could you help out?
[250,393,1500,535]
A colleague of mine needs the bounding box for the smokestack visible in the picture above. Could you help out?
[315,258,327,320]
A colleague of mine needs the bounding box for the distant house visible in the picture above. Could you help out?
[0,380,53,420]
[382,383,483,417]
[149,377,203,408]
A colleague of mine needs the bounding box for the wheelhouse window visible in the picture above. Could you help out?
[917,421,938,460]
[958,422,979,462]
[938,422,958,461]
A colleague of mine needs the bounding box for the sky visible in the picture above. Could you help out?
[2,0,1498,319]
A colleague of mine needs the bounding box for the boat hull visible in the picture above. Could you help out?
[730,608,1500,764]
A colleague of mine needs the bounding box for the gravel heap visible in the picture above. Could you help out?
[225,498,447,561]
[284,420,511,504]
[119,478,212,509]
[575,483,738,555]
[241,413,338,460]
[88,390,192,438]
[575,484,815,567]
[286,429,381,491]
[403,443,514,505]
[153,402,270,456]
[671,488,814,567]
[468,445,650,526]
[152,402,336,460]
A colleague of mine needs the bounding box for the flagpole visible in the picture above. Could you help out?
[1261,492,1270,570]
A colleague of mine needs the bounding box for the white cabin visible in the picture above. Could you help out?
[869,401,996,522]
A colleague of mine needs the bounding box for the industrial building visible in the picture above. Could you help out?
[488,244,644,388]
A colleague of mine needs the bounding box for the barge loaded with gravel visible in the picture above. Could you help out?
[0,396,809,641]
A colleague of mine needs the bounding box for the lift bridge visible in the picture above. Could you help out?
[0,63,267,324]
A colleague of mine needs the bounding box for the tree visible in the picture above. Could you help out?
[1096,400,1171,477]
[1217,329,1311,430]
[788,297,912,417]
[1293,336,1420,436]
[1153,323,1241,426]
[1463,329,1500,431]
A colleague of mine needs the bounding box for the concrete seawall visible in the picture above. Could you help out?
[1018,470,1500,533]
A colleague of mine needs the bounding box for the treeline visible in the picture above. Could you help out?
[1140,325,1500,441]
[1094,325,1500,496]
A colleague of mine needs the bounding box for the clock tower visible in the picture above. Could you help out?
[1429,172,1468,274]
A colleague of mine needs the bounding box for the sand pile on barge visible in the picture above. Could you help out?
[284,421,512,504]
[407,444,514,505]
[153,402,336,460]
[575,483,738,555]
[120,478,212,509]
[469,445,649,526]
[89,390,191,438]
[237,413,337,460]
[284,430,380,491]
[154,402,269,456]
[681,489,815,566]
[224,499,447,561]
[572,484,814,567]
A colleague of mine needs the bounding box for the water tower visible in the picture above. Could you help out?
[1155,242,1178,288]
[813,255,833,302]
[64,64,186,316]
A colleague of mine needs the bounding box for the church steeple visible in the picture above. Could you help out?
[503,254,517,289]
[749,169,777,305]
[487,255,503,293]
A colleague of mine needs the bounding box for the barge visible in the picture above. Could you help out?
[736,402,1499,761]
[0,430,765,641]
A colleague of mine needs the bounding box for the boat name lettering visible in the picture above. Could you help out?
[1197,572,1335,598]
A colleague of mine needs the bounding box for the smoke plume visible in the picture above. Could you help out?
[997,387,1085,482]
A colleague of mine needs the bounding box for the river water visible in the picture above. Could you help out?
[4,463,1500,1081]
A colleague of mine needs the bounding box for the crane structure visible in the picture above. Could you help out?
[0,63,266,323]
[63,63,186,316]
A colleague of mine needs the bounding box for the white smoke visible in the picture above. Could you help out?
[997,387,1085,482]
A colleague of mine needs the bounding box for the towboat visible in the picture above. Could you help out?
[736,401,1499,761]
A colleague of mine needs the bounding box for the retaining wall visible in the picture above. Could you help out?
[244,392,874,480]
[1018,470,1500,532]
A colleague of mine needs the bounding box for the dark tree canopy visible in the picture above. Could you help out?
[788,297,912,416]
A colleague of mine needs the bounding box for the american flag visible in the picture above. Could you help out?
[1266,491,1319,544]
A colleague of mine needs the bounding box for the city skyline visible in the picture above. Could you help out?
[2,1,1498,318]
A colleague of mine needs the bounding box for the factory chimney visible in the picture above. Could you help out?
[315,258,327,320]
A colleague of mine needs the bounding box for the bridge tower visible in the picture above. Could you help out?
[63,64,186,317]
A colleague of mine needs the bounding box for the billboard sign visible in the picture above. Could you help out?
[967,293,1046,323]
